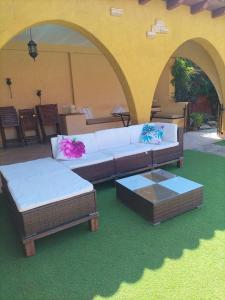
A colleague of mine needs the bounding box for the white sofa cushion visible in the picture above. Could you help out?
[0,157,68,183]
[155,122,178,143]
[102,144,151,159]
[59,152,113,169]
[136,141,178,151]
[8,170,93,212]
[95,127,131,150]
[51,137,58,158]
[51,133,99,159]
[70,133,98,153]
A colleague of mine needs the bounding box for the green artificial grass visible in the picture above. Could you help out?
[214,139,225,146]
[0,150,224,300]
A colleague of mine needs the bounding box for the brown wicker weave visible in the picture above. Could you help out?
[116,169,203,225]
[72,160,116,183]
[69,127,183,181]
[114,151,152,175]
[1,174,99,257]
[152,127,184,168]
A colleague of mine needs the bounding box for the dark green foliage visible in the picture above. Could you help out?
[190,112,205,129]
[171,58,219,115]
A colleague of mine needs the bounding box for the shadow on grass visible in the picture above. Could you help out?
[0,150,224,300]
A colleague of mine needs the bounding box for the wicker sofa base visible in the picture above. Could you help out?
[114,152,152,175]
[152,145,183,168]
[2,175,98,257]
[69,152,182,183]
[50,127,184,183]
[72,160,115,183]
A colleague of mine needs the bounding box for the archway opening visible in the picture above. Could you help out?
[152,39,223,137]
[0,22,131,152]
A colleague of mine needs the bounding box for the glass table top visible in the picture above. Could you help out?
[116,169,203,204]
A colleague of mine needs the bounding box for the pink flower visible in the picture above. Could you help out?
[59,138,85,158]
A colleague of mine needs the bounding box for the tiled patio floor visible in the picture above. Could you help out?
[0,143,52,165]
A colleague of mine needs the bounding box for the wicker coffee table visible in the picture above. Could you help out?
[116,169,203,224]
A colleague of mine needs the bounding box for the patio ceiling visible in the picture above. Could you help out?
[10,24,95,47]
[138,0,225,18]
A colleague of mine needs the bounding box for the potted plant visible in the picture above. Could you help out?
[190,112,204,130]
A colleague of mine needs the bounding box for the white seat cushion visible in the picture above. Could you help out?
[95,127,131,150]
[59,152,113,169]
[102,144,151,159]
[0,157,68,183]
[8,170,93,212]
[140,141,179,151]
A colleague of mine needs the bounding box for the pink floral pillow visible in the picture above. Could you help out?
[56,136,85,160]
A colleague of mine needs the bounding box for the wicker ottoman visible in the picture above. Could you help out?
[116,169,203,224]
[0,158,99,257]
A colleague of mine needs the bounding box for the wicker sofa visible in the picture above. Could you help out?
[51,122,184,183]
[1,123,183,257]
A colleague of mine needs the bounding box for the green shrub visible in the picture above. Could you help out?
[190,112,204,130]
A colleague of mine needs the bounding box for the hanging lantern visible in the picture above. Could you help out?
[27,28,38,61]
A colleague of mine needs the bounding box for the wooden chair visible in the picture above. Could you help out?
[19,109,41,144]
[36,104,61,142]
[0,106,23,148]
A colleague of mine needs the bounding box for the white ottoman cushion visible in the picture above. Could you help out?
[8,170,93,212]
[0,157,67,183]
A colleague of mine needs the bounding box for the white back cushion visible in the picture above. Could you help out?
[51,137,58,158]
[51,133,98,159]
[155,123,178,142]
[73,133,98,153]
[95,127,130,150]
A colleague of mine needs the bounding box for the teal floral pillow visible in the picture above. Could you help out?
[140,124,164,144]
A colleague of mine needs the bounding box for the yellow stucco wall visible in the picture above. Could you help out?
[0,42,127,117]
[0,0,225,131]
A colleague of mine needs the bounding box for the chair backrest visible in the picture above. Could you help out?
[19,109,38,131]
[36,104,59,125]
[0,106,19,127]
